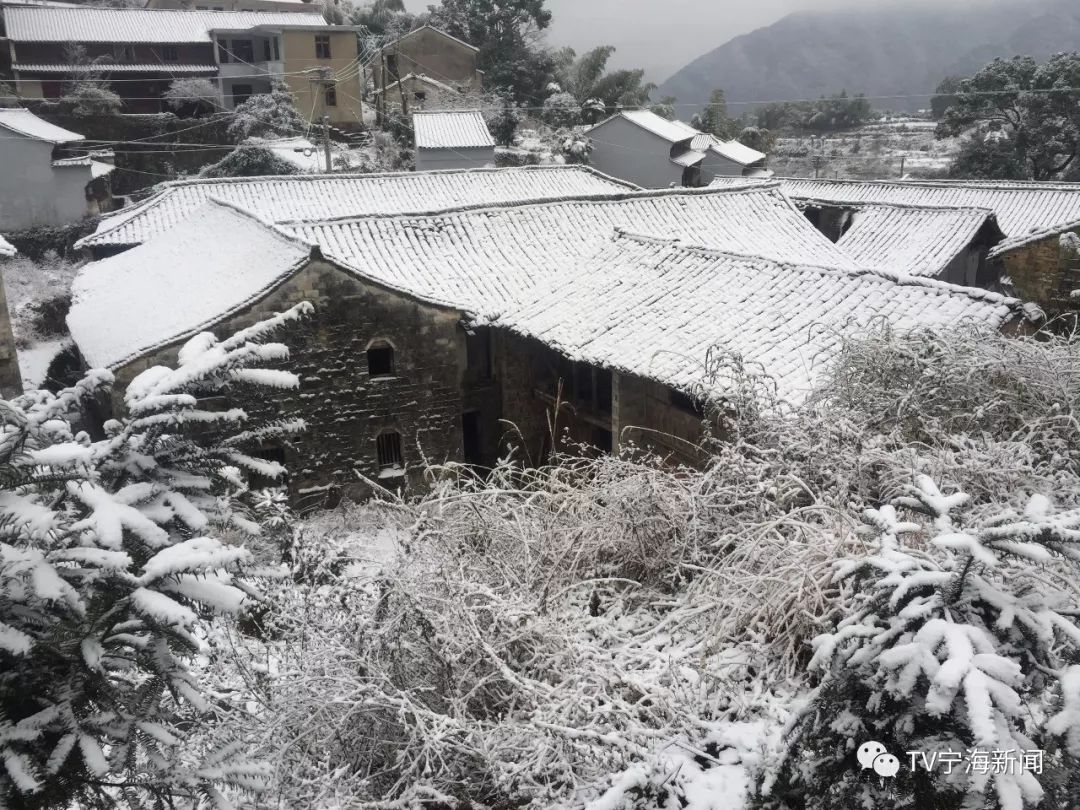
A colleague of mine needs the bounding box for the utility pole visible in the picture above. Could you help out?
[311,66,335,174]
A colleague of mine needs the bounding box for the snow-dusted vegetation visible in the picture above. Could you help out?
[3,321,1065,808]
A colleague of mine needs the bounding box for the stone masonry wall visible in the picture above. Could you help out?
[998,228,1080,315]
[111,259,467,501]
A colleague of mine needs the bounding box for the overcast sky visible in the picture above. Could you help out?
[400,0,892,82]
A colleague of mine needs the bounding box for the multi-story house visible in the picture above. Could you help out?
[0,3,363,124]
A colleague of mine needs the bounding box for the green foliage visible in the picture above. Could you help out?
[755,90,872,133]
[488,94,521,147]
[0,305,311,807]
[429,0,554,104]
[350,0,415,37]
[937,53,1080,180]
[737,126,776,155]
[198,145,302,179]
[225,82,306,143]
[931,75,963,120]
[552,45,655,114]
[650,95,677,120]
[947,134,1026,181]
[696,88,737,139]
[541,90,580,128]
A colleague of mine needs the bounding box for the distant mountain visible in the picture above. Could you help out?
[657,0,1080,115]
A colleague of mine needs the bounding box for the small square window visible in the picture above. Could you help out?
[324,85,337,107]
[367,343,394,377]
[315,34,331,59]
[376,432,403,471]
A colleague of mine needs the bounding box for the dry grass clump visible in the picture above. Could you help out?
[214,326,1080,808]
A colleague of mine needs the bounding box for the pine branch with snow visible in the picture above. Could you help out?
[765,476,1080,810]
[0,305,309,808]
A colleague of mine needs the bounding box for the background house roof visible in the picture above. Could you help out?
[706,138,766,166]
[506,231,1017,402]
[592,110,700,144]
[77,166,639,250]
[3,5,323,42]
[832,204,1001,278]
[412,110,495,150]
[379,24,479,54]
[713,177,1080,242]
[67,200,313,370]
[13,62,217,73]
[0,108,84,144]
[289,184,861,318]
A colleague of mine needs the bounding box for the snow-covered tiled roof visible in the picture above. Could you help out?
[671,149,706,168]
[76,166,639,250]
[506,231,1018,402]
[833,203,1000,278]
[718,177,1080,242]
[0,108,84,144]
[412,110,494,150]
[0,235,16,258]
[67,200,314,370]
[3,5,324,43]
[591,110,700,144]
[290,184,861,319]
[988,216,1080,259]
[707,138,766,166]
[14,62,217,73]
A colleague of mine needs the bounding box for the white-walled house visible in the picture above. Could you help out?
[0,108,112,231]
[412,110,495,171]
[584,110,771,189]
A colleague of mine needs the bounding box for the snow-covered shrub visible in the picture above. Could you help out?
[2,251,81,347]
[350,130,413,173]
[542,91,581,128]
[0,303,310,808]
[163,78,220,116]
[764,476,1080,810]
[550,128,592,164]
[198,145,302,178]
[226,82,306,143]
[58,84,122,117]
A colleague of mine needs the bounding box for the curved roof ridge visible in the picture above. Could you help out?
[609,227,1018,308]
[290,182,787,227]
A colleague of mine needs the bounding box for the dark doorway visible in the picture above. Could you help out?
[462,411,483,466]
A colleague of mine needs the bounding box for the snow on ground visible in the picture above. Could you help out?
[769,115,960,180]
[18,337,69,390]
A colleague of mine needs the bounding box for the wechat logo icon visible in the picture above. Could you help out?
[857,740,900,778]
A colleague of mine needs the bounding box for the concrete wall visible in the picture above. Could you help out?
[700,151,744,182]
[110,259,469,500]
[587,116,684,189]
[281,29,362,126]
[415,145,494,172]
[372,28,480,91]
[0,135,91,230]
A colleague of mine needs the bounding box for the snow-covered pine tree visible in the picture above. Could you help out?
[762,476,1080,810]
[0,303,310,808]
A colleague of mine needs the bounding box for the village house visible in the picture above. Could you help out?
[74,165,639,257]
[146,0,328,14]
[65,179,1021,499]
[372,72,463,116]
[411,109,495,171]
[0,4,362,124]
[585,110,771,189]
[0,107,114,230]
[370,25,482,117]
[725,177,1080,307]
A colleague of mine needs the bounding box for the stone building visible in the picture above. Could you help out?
[987,219,1080,316]
[67,179,1025,500]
